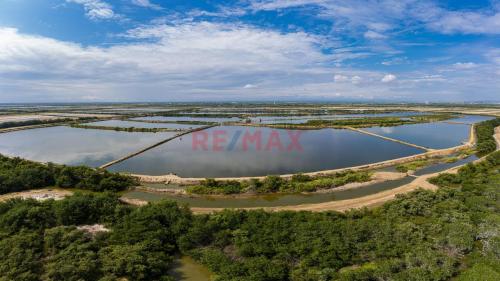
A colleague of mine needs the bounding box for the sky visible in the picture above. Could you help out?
[0,0,499,103]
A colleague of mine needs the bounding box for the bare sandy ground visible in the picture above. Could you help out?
[77,224,110,235]
[495,126,500,149]
[41,112,116,118]
[0,114,62,124]
[0,189,73,202]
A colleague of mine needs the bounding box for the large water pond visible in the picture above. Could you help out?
[447,115,496,124]
[109,126,423,177]
[83,120,204,130]
[122,155,478,208]
[131,116,241,123]
[0,126,175,167]
[364,123,470,149]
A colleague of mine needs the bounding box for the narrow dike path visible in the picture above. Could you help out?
[345,126,432,151]
[99,124,217,169]
[0,122,68,134]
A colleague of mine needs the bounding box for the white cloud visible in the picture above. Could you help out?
[250,0,500,35]
[409,75,446,83]
[422,9,500,35]
[381,57,408,66]
[131,0,162,10]
[381,74,396,82]
[333,74,349,82]
[364,30,387,40]
[0,24,332,101]
[453,62,478,69]
[66,0,118,20]
[1,22,499,102]
[333,74,363,85]
[351,75,362,84]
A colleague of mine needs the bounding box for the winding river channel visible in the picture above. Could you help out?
[122,154,478,208]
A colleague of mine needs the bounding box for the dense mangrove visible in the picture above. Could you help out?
[0,154,136,194]
[0,150,498,280]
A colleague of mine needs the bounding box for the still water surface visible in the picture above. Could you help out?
[364,123,470,149]
[0,126,175,167]
[109,126,424,177]
[447,115,495,124]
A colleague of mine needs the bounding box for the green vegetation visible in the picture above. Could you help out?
[0,154,136,194]
[1,151,499,280]
[265,114,456,128]
[1,108,499,280]
[0,118,74,129]
[0,193,191,281]
[186,179,244,195]
[186,170,372,195]
[128,119,218,126]
[474,118,500,156]
[184,151,500,280]
[70,124,179,133]
[396,159,432,173]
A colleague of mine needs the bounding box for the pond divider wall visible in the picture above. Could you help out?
[99,124,218,169]
[0,122,70,134]
[344,126,432,151]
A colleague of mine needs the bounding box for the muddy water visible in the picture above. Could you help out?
[169,256,212,281]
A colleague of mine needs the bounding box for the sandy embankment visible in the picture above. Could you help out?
[0,189,73,202]
[495,126,500,149]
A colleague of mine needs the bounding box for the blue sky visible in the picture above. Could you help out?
[0,0,499,102]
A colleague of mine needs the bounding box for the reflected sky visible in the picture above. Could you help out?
[365,123,470,149]
[109,126,423,177]
[0,126,175,167]
[447,115,495,124]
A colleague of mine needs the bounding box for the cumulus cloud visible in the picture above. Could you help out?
[381,74,396,82]
[0,24,333,101]
[1,20,499,102]
[66,0,118,20]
